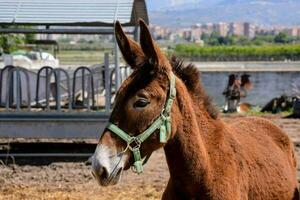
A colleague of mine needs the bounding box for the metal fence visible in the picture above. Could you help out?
[0,53,131,114]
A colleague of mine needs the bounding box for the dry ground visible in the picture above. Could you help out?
[0,114,300,200]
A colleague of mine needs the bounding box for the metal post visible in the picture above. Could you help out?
[67,71,72,111]
[46,25,52,40]
[24,69,31,112]
[9,71,14,107]
[114,35,121,91]
[104,53,111,114]
[82,68,85,107]
[134,25,140,42]
[5,72,12,111]
[45,68,50,110]
[55,68,71,111]
[56,70,61,111]
[0,66,14,106]
[16,70,21,111]
[86,74,91,111]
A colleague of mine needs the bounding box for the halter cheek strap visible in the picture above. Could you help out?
[106,72,176,174]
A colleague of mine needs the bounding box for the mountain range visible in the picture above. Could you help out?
[147,0,300,27]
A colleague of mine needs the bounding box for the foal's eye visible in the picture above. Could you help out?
[134,99,150,108]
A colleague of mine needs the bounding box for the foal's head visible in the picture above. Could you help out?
[92,20,178,186]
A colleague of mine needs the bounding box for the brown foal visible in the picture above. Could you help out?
[92,20,299,200]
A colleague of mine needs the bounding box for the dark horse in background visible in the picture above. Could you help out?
[223,73,253,113]
[92,20,299,199]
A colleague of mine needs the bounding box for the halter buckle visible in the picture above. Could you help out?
[160,109,169,120]
[127,137,141,151]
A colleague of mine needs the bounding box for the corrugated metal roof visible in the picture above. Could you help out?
[0,0,148,26]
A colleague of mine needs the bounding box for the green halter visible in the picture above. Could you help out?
[106,72,176,174]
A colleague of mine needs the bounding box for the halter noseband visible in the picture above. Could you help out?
[106,72,176,174]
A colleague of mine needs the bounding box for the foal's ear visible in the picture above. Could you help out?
[139,19,165,67]
[115,21,144,68]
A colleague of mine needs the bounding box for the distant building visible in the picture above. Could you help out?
[169,29,184,43]
[244,22,256,38]
[182,28,192,41]
[149,25,171,40]
[147,21,300,43]
[228,22,244,36]
[202,23,214,35]
[213,22,228,37]
[285,27,300,37]
[191,27,202,42]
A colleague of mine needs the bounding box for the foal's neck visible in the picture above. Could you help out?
[164,81,219,197]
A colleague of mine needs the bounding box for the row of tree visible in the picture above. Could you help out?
[174,44,300,61]
[200,32,300,46]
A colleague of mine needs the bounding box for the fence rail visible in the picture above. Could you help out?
[0,53,131,114]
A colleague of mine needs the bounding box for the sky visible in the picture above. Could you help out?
[147,0,201,11]
[146,0,300,26]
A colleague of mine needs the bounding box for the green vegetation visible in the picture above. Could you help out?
[0,25,34,53]
[40,41,114,65]
[0,34,25,54]
[244,106,293,117]
[201,32,300,46]
[171,31,300,61]
[59,42,113,51]
[174,44,300,61]
[57,50,107,65]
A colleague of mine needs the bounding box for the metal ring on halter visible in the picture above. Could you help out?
[111,143,129,158]
[131,165,138,173]
[120,144,130,155]
[160,108,168,120]
[127,137,141,151]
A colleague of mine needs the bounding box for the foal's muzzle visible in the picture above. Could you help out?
[92,162,123,186]
[91,145,125,186]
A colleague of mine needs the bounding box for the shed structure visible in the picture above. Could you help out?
[0,0,148,87]
[0,0,149,140]
[0,0,148,28]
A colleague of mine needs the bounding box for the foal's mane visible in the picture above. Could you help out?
[169,56,218,119]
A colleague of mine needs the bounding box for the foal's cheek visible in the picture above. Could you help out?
[123,150,137,170]
[99,132,114,146]
[99,131,125,152]
[123,156,132,170]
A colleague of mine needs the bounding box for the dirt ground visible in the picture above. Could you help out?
[0,114,300,200]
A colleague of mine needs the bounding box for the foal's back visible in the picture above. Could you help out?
[228,117,299,199]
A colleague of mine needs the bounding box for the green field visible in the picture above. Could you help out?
[50,44,300,65]
[57,50,107,65]
[174,44,300,61]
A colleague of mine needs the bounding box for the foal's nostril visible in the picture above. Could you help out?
[99,167,109,180]
[92,160,109,181]
[94,163,109,179]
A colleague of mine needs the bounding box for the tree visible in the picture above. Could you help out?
[0,34,24,54]
[274,32,289,44]
[201,33,210,42]
[24,33,35,44]
[0,25,29,54]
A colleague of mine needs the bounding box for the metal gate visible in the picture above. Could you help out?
[0,53,131,139]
